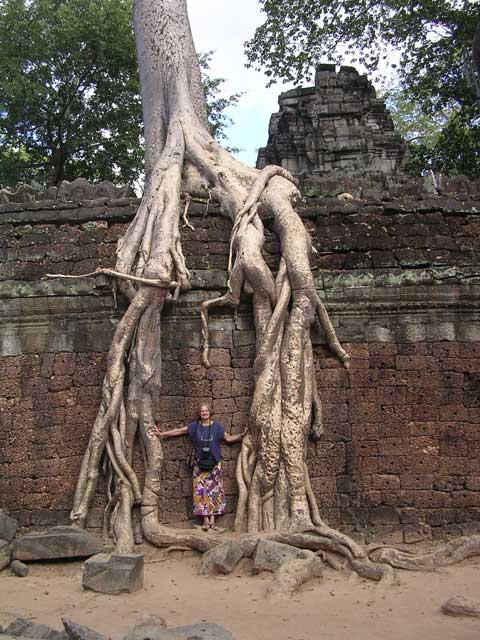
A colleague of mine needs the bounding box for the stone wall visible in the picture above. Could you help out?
[1,191,480,543]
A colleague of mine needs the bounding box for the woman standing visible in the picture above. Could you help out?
[151,404,246,531]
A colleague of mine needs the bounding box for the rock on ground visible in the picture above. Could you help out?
[82,553,143,595]
[10,560,28,577]
[441,595,480,617]
[253,539,313,573]
[122,623,235,640]
[1,618,67,640]
[0,511,18,543]
[12,527,104,561]
[0,540,11,571]
[199,541,244,575]
[62,619,106,640]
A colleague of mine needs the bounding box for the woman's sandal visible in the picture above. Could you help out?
[201,524,210,532]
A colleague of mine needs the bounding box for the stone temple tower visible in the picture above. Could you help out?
[257,64,408,185]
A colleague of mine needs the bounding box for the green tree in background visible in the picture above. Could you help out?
[0,0,142,188]
[0,0,241,189]
[247,0,480,178]
[385,86,480,178]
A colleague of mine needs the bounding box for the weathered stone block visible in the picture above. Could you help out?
[252,539,311,574]
[10,559,28,577]
[0,539,11,570]
[199,541,243,575]
[2,618,68,640]
[82,553,144,595]
[62,619,106,640]
[13,526,104,561]
[442,596,480,617]
[0,510,18,542]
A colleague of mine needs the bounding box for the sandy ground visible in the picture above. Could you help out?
[1,545,480,640]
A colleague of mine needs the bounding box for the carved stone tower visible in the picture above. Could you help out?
[257,64,408,184]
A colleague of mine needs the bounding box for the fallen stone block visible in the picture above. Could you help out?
[122,623,235,640]
[442,595,480,617]
[0,511,18,543]
[0,540,11,571]
[199,541,243,575]
[253,539,311,573]
[12,526,104,561]
[82,553,143,595]
[62,619,106,640]
[10,560,28,577]
[2,618,67,640]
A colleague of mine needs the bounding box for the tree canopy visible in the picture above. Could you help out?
[0,0,142,188]
[247,0,480,178]
[385,85,480,178]
[0,0,241,189]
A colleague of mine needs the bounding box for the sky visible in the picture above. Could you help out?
[186,0,296,167]
[186,1,397,168]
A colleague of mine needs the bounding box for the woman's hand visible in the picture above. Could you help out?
[149,425,162,438]
[224,428,248,444]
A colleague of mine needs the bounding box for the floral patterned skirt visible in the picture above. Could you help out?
[192,462,226,516]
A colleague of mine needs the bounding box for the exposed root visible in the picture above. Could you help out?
[315,297,350,368]
[228,164,297,272]
[63,1,479,605]
[373,534,480,570]
[267,555,323,600]
[147,525,480,596]
[146,545,192,563]
[181,193,194,230]
[45,268,177,289]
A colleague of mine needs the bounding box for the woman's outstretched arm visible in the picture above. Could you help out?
[150,425,188,438]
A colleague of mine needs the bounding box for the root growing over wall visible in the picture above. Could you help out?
[50,0,480,596]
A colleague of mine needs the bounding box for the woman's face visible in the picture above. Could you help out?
[199,405,210,421]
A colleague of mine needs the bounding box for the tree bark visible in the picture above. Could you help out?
[55,0,480,595]
[70,0,348,548]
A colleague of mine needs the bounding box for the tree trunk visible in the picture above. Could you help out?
[69,0,349,550]
[54,0,480,595]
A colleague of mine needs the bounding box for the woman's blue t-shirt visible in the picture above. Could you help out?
[187,421,225,463]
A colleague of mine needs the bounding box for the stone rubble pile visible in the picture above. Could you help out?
[0,618,236,640]
[0,511,105,579]
[0,178,133,205]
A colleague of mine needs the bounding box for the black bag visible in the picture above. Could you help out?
[197,448,216,471]
[196,422,217,471]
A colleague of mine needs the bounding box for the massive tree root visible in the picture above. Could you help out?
[58,0,480,596]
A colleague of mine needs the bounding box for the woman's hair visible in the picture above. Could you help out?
[196,403,212,419]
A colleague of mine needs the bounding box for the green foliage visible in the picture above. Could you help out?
[386,85,480,178]
[247,0,480,177]
[0,3,242,189]
[0,0,143,188]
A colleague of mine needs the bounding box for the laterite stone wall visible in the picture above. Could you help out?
[1,192,480,543]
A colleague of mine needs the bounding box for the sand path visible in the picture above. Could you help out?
[1,546,480,640]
